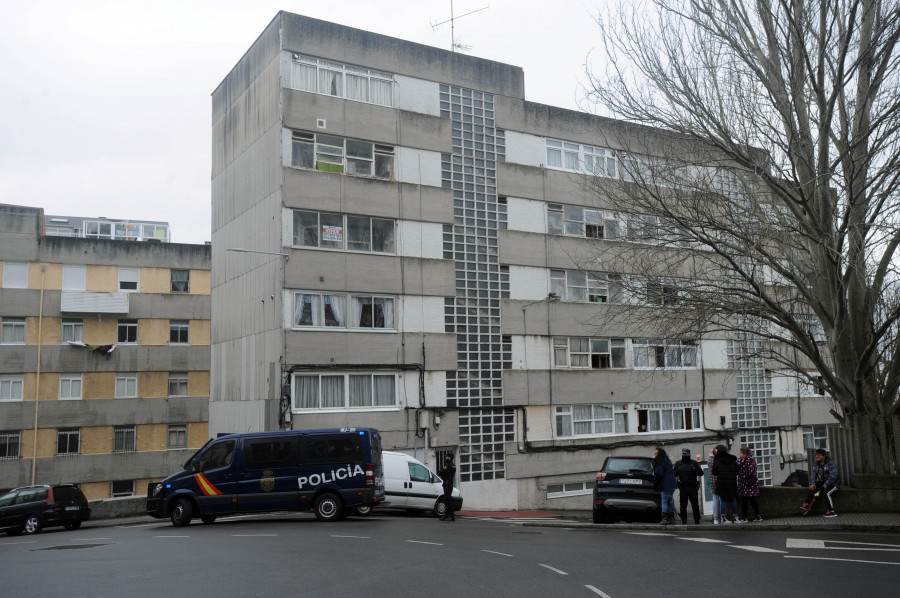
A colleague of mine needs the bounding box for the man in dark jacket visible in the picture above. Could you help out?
[803,449,839,517]
[711,444,739,523]
[438,452,457,521]
[674,448,704,524]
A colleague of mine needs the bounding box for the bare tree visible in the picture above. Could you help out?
[581,0,900,473]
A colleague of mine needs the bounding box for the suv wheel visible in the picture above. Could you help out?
[23,514,43,535]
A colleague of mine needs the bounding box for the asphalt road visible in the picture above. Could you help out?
[1,512,898,598]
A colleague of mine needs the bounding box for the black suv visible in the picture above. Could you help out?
[593,456,661,524]
[0,484,91,536]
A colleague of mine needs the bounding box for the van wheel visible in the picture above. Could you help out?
[23,514,42,535]
[433,499,447,519]
[201,515,217,524]
[170,498,193,527]
[313,494,343,522]
[354,505,373,516]
[64,521,82,531]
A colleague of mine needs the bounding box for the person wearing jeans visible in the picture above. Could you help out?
[711,444,739,523]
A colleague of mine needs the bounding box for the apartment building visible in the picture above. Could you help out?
[0,204,210,500]
[210,12,836,510]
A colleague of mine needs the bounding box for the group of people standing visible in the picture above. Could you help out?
[652,444,763,525]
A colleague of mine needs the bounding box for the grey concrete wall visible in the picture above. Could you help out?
[0,396,206,430]
[284,331,457,371]
[0,204,43,260]
[279,13,525,99]
[0,345,210,375]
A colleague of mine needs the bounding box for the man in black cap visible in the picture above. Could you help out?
[438,451,457,521]
[673,448,704,524]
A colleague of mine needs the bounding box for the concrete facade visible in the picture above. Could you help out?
[210,12,839,510]
[0,205,210,500]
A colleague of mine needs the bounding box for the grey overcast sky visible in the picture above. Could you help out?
[0,0,607,245]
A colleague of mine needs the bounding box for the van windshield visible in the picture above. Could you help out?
[183,438,215,470]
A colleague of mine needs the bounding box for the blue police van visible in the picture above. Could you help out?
[147,427,385,526]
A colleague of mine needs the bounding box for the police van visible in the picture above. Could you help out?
[147,427,385,526]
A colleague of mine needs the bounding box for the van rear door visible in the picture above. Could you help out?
[237,435,300,513]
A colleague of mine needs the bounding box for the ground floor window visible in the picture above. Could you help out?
[546,481,592,498]
[636,401,702,433]
[0,431,20,459]
[803,425,828,450]
[292,372,398,411]
[111,480,134,497]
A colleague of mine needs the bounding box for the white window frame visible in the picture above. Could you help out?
[0,430,21,460]
[292,292,396,331]
[555,404,629,437]
[637,401,703,433]
[113,425,136,453]
[0,375,24,401]
[632,339,698,369]
[803,425,828,451]
[552,337,627,369]
[115,373,138,398]
[546,481,593,499]
[62,265,86,291]
[2,262,28,288]
[117,319,138,344]
[57,428,80,455]
[170,269,190,293]
[167,373,188,397]
[291,372,398,411]
[290,54,394,107]
[1,317,26,344]
[290,131,395,180]
[59,374,83,400]
[292,210,396,254]
[545,139,618,177]
[61,318,84,344]
[169,320,189,344]
[118,267,140,292]
[167,424,188,449]
[550,269,623,303]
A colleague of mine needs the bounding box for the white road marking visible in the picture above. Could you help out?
[786,555,900,566]
[676,537,730,543]
[727,545,788,553]
[153,535,190,538]
[232,534,277,537]
[622,532,675,536]
[331,535,370,539]
[786,538,900,551]
[482,549,513,557]
[0,541,37,546]
[585,585,613,598]
[71,537,110,541]
[538,563,568,575]
[407,540,443,546]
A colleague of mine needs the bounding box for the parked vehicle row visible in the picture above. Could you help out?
[0,484,91,536]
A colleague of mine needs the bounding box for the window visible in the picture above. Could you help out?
[546,204,606,238]
[550,269,622,303]
[84,221,113,239]
[636,402,702,433]
[291,131,395,179]
[293,372,397,410]
[57,428,80,455]
[546,481,592,499]
[244,438,297,470]
[292,292,395,330]
[645,280,680,306]
[545,139,617,177]
[293,210,395,253]
[118,267,140,292]
[556,404,629,437]
[117,319,138,344]
[195,440,235,472]
[803,425,828,450]
[115,373,137,398]
[113,425,136,453]
[553,337,626,368]
[170,269,190,293]
[169,320,189,344]
[111,480,135,497]
[290,54,393,107]
[0,375,24,401]
[61,318,84,343]
[62,265,86,290]
[1,317,26,344]
[167,425,187,449]
[632,339,697,368]
[2,262,27,288]
[300,435,363,463]
[0,431,21,459]
[168,373,188,397]
[59,374,82,400]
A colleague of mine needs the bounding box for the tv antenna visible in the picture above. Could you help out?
[430,1,489,53]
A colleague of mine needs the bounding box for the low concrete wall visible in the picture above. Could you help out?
[759,486,900,516]
[88,496,147,520]
[853,474,900,490]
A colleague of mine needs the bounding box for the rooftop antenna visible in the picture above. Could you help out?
[430,1,489,52]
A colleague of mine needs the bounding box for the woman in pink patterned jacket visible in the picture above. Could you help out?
[737,446,762,522]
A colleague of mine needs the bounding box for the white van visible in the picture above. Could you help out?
[355,451,462,518]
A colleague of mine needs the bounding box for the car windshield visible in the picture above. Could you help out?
[604,458,653,473]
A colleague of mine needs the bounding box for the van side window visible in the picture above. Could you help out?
[302,435,362,463]
[245,438,297,470]
[408,463,432,483]
[196,440,235,471]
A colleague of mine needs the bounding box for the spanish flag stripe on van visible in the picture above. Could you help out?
[195,473,222,496]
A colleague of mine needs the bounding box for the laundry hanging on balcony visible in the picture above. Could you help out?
[67,341,116,360]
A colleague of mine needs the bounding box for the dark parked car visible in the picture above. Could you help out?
[780,469,810,487]
[593,456,661,524]
[0,484,91,536]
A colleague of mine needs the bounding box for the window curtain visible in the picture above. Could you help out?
[3,322,25,344]
[373,375,395,406]
[370,78,392,106]
[346,73,368,101]
[294,376,319,409]
[295,294,319,326]
[349,375,371,407]
[323,295,346,327]
[171,269,189,292]
[319,68,342,97]
[378,298,395,329]
[292,62,316,92]
[354,297,371,327]
[321,375,344,408]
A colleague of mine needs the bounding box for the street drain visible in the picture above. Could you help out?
[34,543,111,551]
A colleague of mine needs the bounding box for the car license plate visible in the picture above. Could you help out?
[65,506,80,511]
[618,478,643,485]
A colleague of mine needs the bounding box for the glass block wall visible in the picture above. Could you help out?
[727,334,776,484]
[440,84,512,482]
